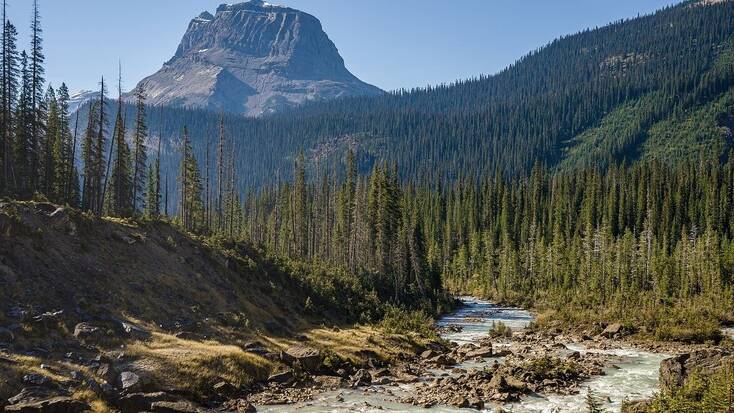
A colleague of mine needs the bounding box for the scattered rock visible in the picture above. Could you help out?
[350,369,372,387]
[96,363,117,384]
[118,371,144,392]
[151,400,210,413]
[120,322,151,340]
[73,323,103,343]
[7,387,56,405]
[4,397,89,413]
[173,331,207,341]
[601,323,623,338]
[32,310,64,323]
[427,354,456,367]
[222,399,257,413]
[116,392,178,413]
[267,370,294,384]
[280,345,321,371]
[22,374,50,387]
[212,381,237,397]
[311,375,344,389]
[466,346,493,359]
[659,349,733,392]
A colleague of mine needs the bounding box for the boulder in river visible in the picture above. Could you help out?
[350,369,372,387]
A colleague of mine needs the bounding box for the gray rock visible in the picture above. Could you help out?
[212,381,236,396]
[267,370,294,384]
[120,322,151,340]
[659,349,733,392]
[601,323,623,338]
[280,345,321,372]
[3,396,89,413]
[118,371,142,392]
[150,400,212,413]
[73,323,103,343]
[130,0,382,117]
[32,310,63,323]
[96,363,116,384]
[116,392,178,413]
[22,374,50,386]
[350,369,371,387]
[7,387,56,405]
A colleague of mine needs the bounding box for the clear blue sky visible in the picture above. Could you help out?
[6,0,680,94]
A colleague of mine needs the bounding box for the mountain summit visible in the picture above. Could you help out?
[133,1,382,116]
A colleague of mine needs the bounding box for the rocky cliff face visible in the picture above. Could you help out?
[133,1,382,116]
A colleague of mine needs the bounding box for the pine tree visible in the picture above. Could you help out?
[80,101,98,211]
[39,85,57,199]
[106,76,132,217]
[94,77,108,214]
[1,11,19,196]
[29,0,44,193]
[144,134,162,218]
[178,126,203,231]
[54,83,73,204]
[13,50,31,198]
[131,84,147,213]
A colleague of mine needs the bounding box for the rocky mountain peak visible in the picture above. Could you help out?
[134,1,381,116]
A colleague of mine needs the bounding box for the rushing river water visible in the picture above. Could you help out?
[259,298,668,412]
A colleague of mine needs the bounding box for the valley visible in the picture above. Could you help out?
[1,0,734,412]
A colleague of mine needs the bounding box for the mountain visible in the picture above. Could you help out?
[81,0,734,193]
[132,0,733,185]
[67,90,98,114]
[133,0,382,116]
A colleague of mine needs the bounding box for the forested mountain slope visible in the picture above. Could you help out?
[73,0,734,198]
[119,0,734,185]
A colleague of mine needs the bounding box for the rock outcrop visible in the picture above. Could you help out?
[133,0,382,116]
[659,349,733,392]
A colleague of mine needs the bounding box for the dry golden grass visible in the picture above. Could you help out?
[124,332,273,397]
[71,388,113,413]
[269,325,425,365]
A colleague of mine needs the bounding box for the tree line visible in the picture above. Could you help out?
[0,1,165,220]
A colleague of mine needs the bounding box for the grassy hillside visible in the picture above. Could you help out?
[0,201,434,410]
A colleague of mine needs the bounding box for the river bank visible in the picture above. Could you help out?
[254,298,680,412]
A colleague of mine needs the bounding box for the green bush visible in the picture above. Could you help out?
[648,362,734,412]
[379,305,437,339]
[488,320,513,338]
[654,323,723,344]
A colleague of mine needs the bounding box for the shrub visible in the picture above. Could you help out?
[647,361,734,412]
[654,323,723,344]
[379,305,437,339]
[488,320,513,338]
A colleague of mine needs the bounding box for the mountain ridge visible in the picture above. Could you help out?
[132,0,382,116]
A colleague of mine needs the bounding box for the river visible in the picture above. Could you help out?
[259,298,668,412]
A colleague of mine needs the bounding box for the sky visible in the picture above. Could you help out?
[5,0,681,94]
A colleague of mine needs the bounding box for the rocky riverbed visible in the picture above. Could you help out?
[255,298,671,412]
